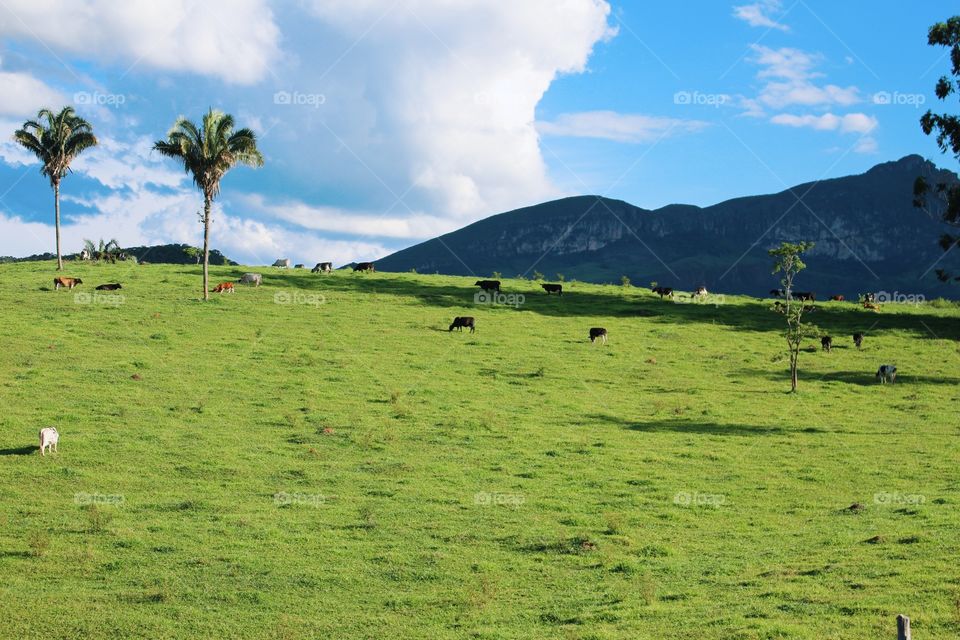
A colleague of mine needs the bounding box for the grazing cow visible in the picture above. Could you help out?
[821,336,833,352]
[794,291,816,302]
[652,286,674,299]
[39,427,58,456]
[213,282,235,294]
[79,249,91,261]
[272,258,291,268]
[863,302,880,311]
[312,262,333,273]
[95,283,122,291]
[54,277,82,290]
[770,288,785,298]
[541,283,563,295]
[449,316,475,333]
[694,286,708,297]
[589,327,607,344]
[853,332,864,349]
[860,292,876,303]
[239,273,262,287]
[830,295,845,302]
[353,262,375,272]
[475,279,501,292]
[294,264,304,269]
[876,365,897,384]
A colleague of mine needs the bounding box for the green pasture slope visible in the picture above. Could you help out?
[0,260,958,640]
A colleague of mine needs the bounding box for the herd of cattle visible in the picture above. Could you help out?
[51,270,900,387]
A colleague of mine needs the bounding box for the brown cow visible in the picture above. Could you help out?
[54,277,82,290]
[213,282,235,294]
[829,295,845,302]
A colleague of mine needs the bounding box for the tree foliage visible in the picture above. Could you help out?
[769,241,818,392]
[915,15,960,282]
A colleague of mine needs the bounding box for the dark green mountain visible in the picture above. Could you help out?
[377,155,960,299]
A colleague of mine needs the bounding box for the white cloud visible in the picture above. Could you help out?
[733,0,789,31]
[537,111,710,144]
[0,70,65,117]
[770,112,878,134]
[0,0,280,84]
[747,46,862,111]
[853,136,878,154]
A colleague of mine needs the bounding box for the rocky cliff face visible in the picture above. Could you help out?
[377,155,960,298]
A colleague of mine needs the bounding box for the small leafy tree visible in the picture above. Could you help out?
[556,273,565,282]
[532,270,544,281]
[914,15,960,282]
[769,241,817,392]
[621,275,631,287]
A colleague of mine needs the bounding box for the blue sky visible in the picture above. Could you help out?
[0,1,956,265]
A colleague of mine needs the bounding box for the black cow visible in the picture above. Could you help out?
[793,291,816,301]
[860,292,876,303]
[853,332,864,349]
[589,327,607,344]
[475,280,501,292]
[353,262,375,272]
[95,283,122,291]
[652,286,674,299]
[449,316,475,333]
[541,283,562,295]
[821,336,832,352]
[312,262,333,273]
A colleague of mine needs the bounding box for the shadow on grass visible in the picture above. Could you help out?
[736,368,960,387]
[0,445,35,456]
[217,270,960,341]
[586,414,786,436]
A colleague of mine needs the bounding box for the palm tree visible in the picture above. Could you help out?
[13,107,98,270]
[153,109,263,300]
[83,238,122,262]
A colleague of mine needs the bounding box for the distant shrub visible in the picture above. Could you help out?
[556,273,565,282]
[928,297,958,308]
[533,271,544,281]
[492,272,502,279]
[621,275,631,287]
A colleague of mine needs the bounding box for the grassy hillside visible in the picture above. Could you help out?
[1,261,958,640]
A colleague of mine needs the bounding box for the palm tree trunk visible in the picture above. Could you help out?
[202,196,212,301]
[54,180,63,271]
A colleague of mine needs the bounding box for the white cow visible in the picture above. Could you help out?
[39,427,59,456]
[272,259,291,268]
[239,273,262,286]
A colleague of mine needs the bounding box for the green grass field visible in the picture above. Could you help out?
[1,260,958,639]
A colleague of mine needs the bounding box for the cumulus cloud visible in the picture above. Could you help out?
[537,111,709,144]
[0,0,280,84]
[0,70,65,117]
[733,0,789,31]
